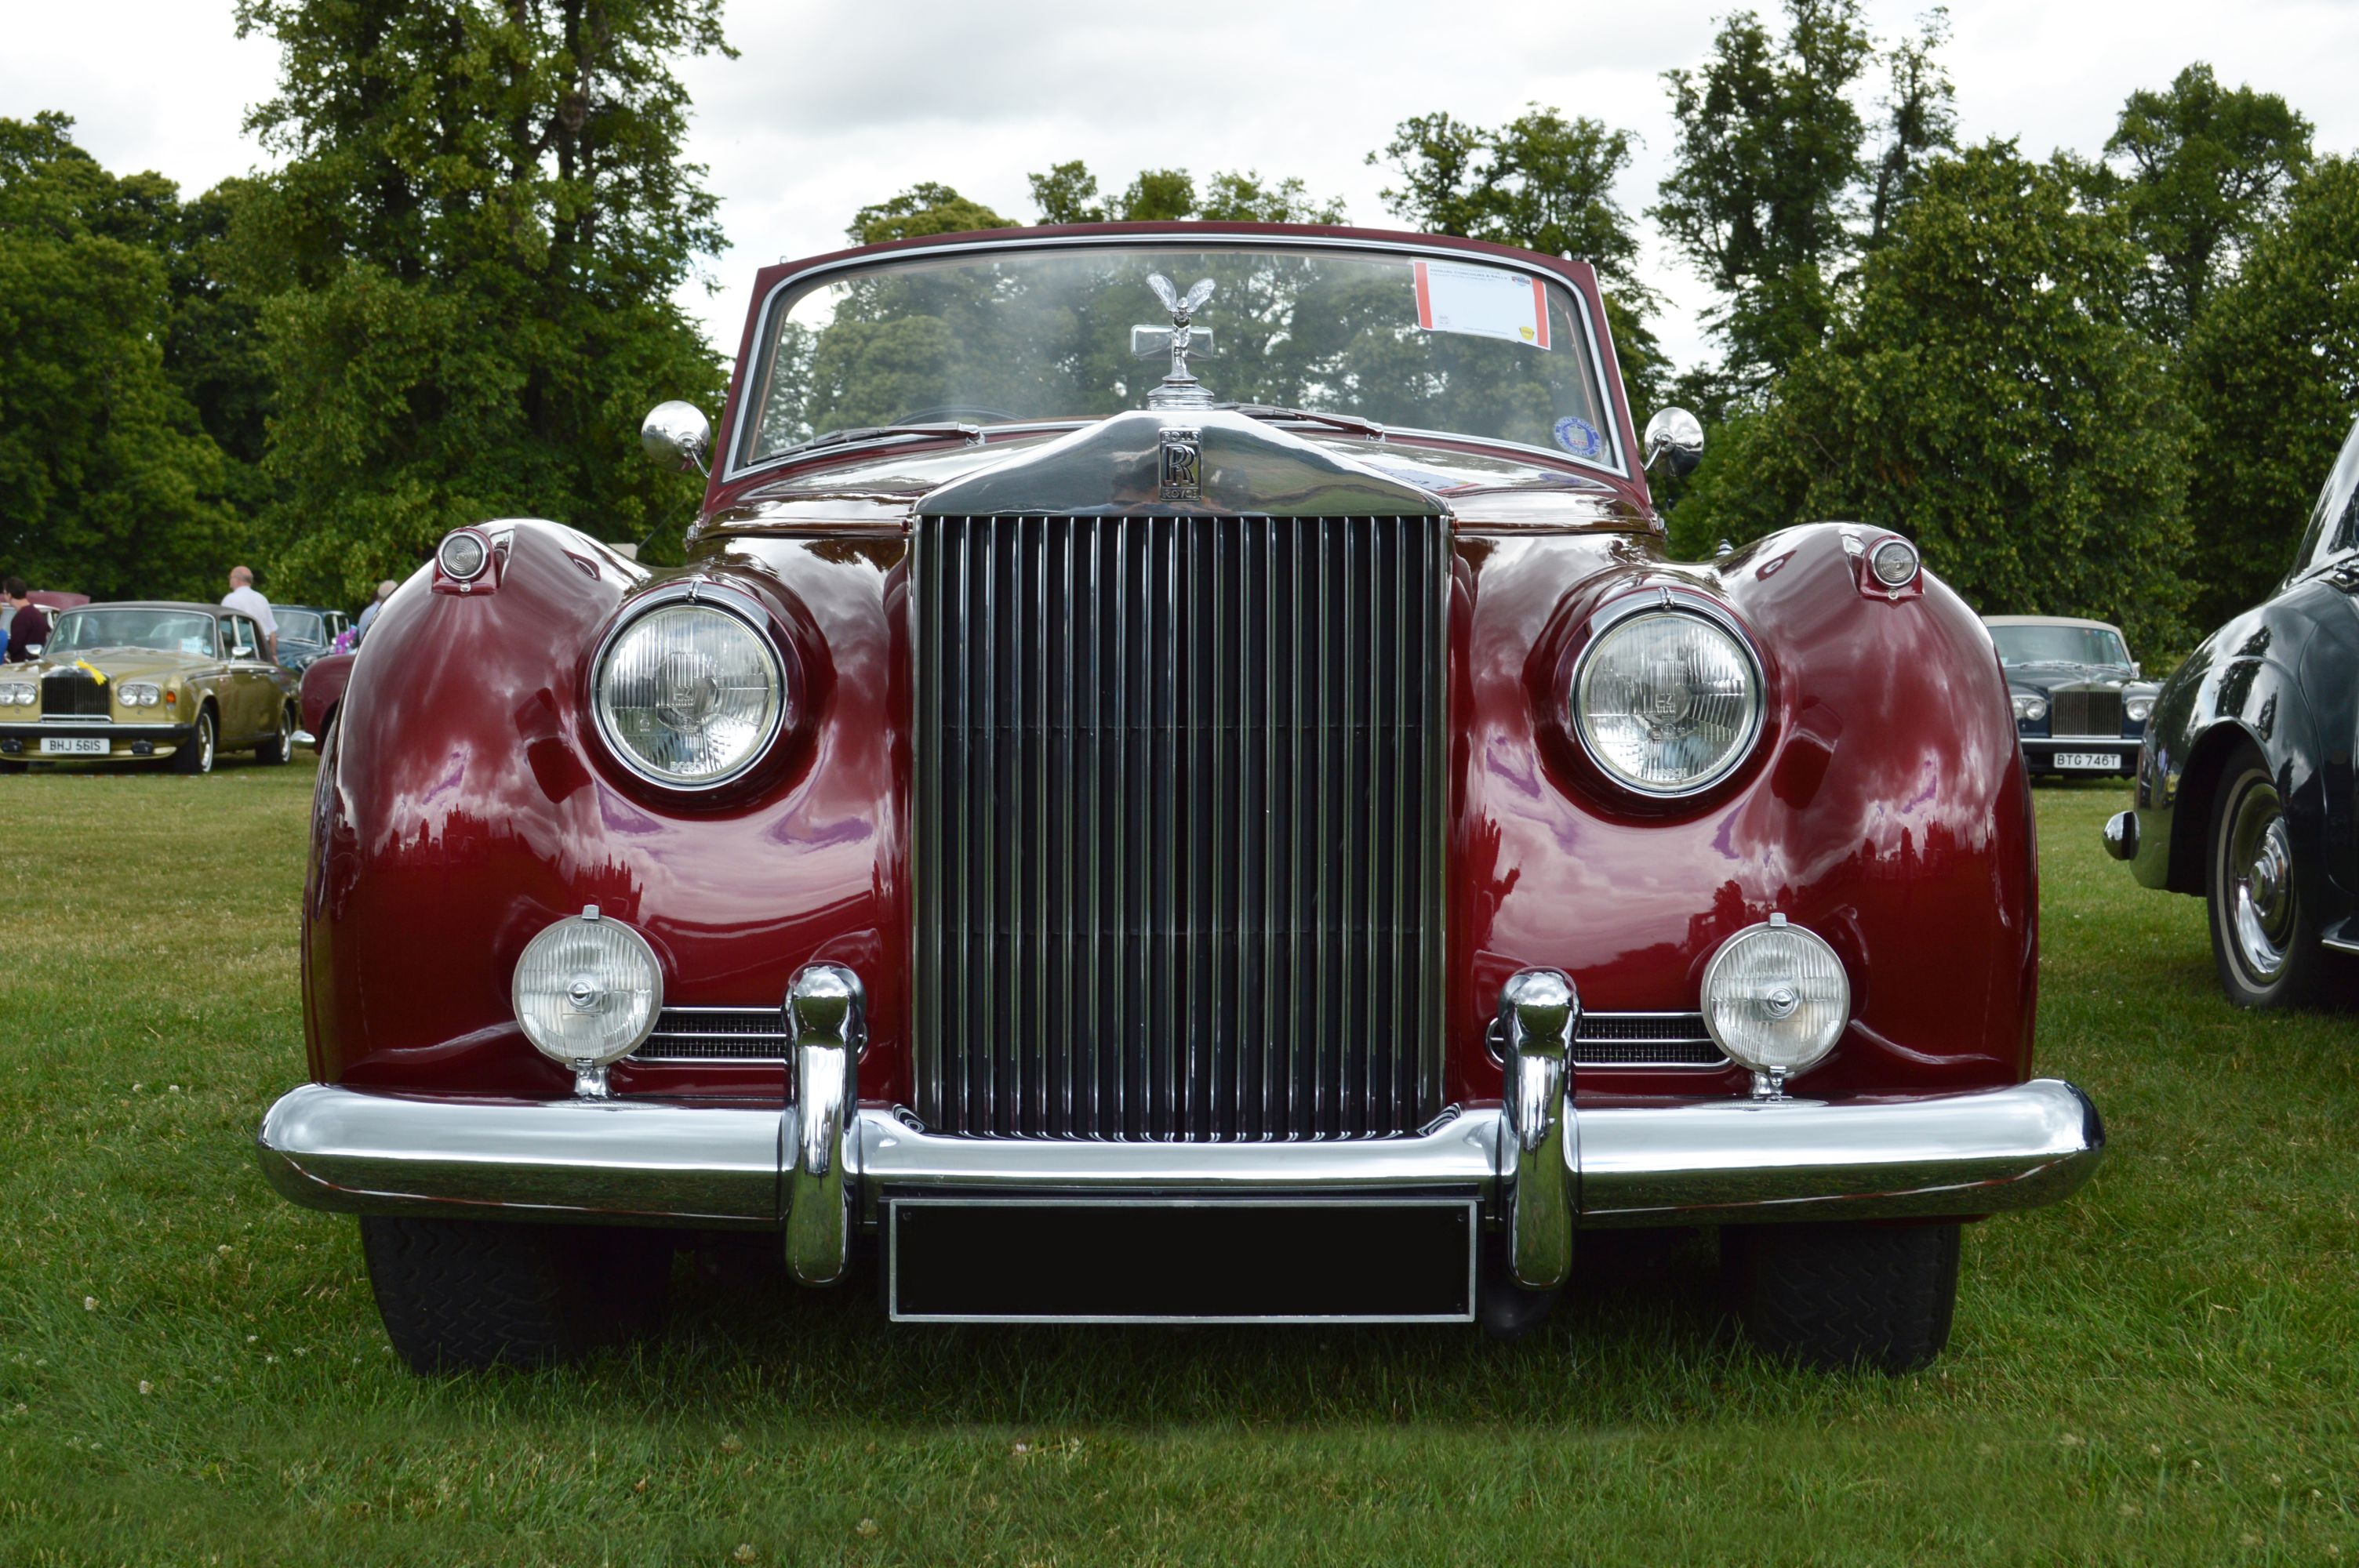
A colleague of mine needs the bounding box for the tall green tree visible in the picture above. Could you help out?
[849,183,1012,245]
[0,114,242,600]
[1369,105,1665,421]
[2182,157,2359,626]
[233,0,732,601]
[1026,162,1343,226]
[1669,143,2194,655]
[2095,63,2312,346]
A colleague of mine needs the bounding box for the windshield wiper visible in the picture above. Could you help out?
[1223,404,1389,441]
[769,423,984,460]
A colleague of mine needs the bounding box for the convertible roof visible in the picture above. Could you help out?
[1983,615,2122,631]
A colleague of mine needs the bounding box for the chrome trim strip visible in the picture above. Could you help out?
[782,964,862,1285]
[253,1083,780,1226]
[883,1195,1480,1325]
[256,1080,2103,1236]
[728,230,1631,484]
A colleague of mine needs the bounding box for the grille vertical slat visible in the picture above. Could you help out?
[915,513,1445,1141]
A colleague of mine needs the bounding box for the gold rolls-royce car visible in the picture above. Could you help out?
[0,601,300,774]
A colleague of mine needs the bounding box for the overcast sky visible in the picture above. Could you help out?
[8,0,2357,377]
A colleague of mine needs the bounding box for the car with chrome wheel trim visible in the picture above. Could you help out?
[0,601,300,775]
[256,223,2103,1374]
[2106,413,2359,1007]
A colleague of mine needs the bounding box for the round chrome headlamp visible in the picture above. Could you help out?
[437,529,489,582]
[1702,916,1849,1078]
[119,683,161,707]
[592,590,787,789]
[2125,695,2154,724]
[2012,693,2048,724]
[1868,536,1921,589]
[1,684,33,706]
[1572,604,1764,797]
[513,908,662,1078]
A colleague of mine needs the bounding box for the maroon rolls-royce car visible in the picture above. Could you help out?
[259,223,2103,1374]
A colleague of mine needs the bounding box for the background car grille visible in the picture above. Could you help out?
[628,1007,1728,1071]
[41,671,108,717]
[2048,689,2123,738]
[911,513,1448,1142]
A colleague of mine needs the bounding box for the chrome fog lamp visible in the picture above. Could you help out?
[1702,916,1849,1094]
[513,906,662,1097]
[1868,536,1921,589]
[1572,604,1764,797]
[2012,693,2048,723]
[593,592,787,789]
[437,529,490,582]
[2125,695,2154,724]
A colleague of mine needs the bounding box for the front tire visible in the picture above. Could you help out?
[2207,744,2326,1008]
[171,708,216,775]
[358,1216,673,1372]
[1723,1221,1960,1374]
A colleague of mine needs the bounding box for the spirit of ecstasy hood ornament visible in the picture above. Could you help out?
[1135,274,1217,410]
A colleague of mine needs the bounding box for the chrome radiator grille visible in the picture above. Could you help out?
[911,514,1449,1141]
[42,671,107,717]
[2048,689,2123,739]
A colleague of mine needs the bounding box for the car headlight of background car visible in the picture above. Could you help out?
[2125,695,2154,724]
[118,683,162,708]
[2012,693,2048,724]
[0,684,33,706]
[592,590,789,789]
[1572,604,1765,796]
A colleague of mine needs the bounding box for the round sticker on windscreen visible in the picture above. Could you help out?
[1553,416,1602,459]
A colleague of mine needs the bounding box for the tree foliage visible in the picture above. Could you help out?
[1026,162,1344,227]
[849,183,1013,245]
[2094,64,2312,346]
[1652,2,1954,386]
[1669,144,2194,655]
[233,0,732,602]
[0,114,242,600]
[2182,157,2359,626]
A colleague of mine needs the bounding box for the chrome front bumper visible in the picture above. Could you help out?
[258,1076,2104,1276]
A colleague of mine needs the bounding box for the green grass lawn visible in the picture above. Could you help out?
[0,760,2353,1565]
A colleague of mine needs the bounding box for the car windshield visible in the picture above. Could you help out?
[45,609,216,659]
[740,241,1620,471]
[278,611,325,644]
[1991,625,2131,668]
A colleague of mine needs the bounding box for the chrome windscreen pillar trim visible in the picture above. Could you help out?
[1495,969,1578,1290]
[782,964,863,1286]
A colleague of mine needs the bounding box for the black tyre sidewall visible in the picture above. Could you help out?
[2206,746,2321,1009]
[173,710,216,775]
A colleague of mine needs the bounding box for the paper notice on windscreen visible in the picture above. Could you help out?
[1412,260,1550,349]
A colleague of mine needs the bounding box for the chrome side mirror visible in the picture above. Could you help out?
[641,401,711,477]
[1641,408,1705,478]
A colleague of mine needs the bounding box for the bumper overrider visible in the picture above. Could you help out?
[258,967,2106,1300]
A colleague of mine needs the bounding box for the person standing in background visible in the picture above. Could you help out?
[352,580,397,644]
[3,580,47,662]
[221,565,278,662]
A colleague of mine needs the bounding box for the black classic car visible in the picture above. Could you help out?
[272,604,349,672]
[2106,414,2359,1006]
[1987,615,2157,779]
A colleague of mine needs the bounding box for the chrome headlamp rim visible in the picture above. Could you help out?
[587,579,791,793]
[1568,593,1768,801]
[510,906,664,1076]
[437,528,492,583]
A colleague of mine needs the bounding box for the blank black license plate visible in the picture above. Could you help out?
[887,1197,1478,1323]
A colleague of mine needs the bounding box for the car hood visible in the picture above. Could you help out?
[2004,663,2158,696]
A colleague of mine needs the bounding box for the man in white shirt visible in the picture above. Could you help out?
[222,565,278,662]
